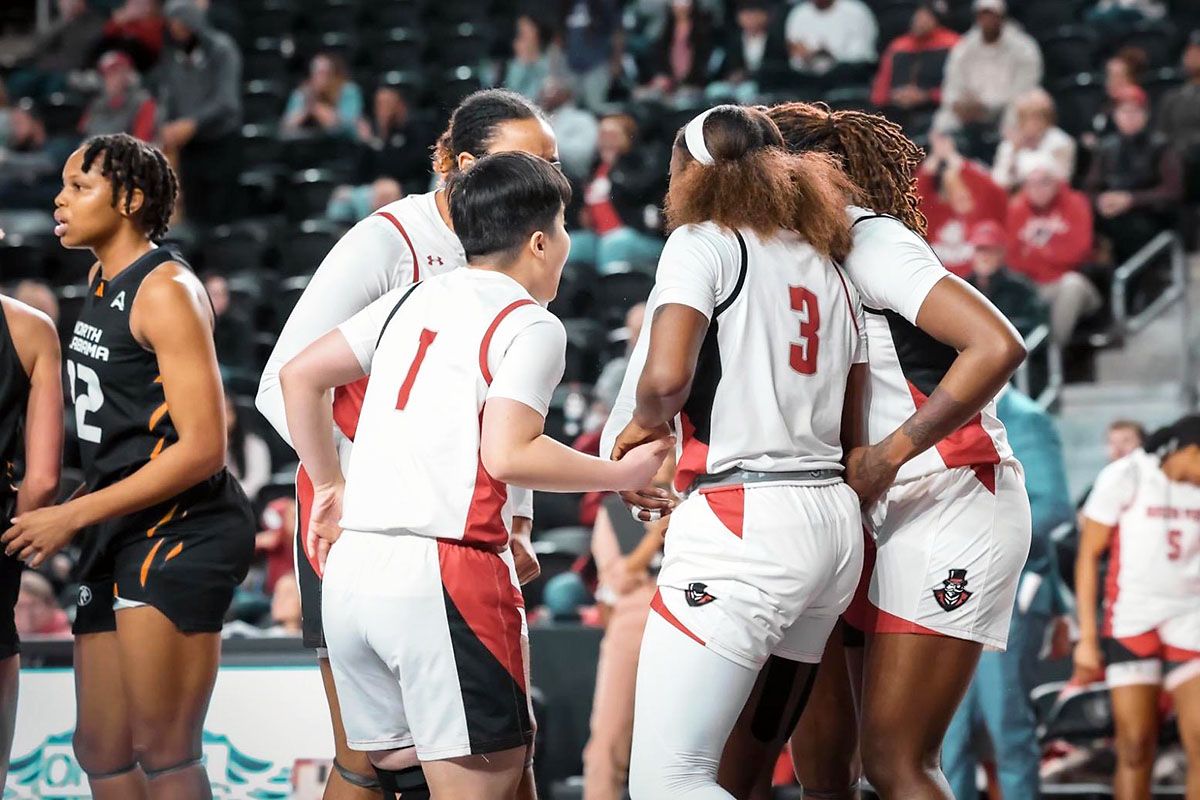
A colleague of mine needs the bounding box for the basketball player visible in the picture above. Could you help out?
[598,105,868,799]
[255,89,579,799]
[2,134,255,800]
[1075,415,1200,797]
[280,152,671,800]
[0,292,62,783]
[715,103,1031,800]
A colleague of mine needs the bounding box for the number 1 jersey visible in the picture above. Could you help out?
[335,269,566,548]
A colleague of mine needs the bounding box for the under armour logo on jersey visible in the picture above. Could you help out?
[932,569,973,612]
[110,291,127,311]
[427,255,443,267]
[685,582,717,607]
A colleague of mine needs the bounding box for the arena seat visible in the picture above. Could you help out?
[364,1,425,30]
[0,242,49,282]
[242,80,287,125]
[243,3,295,42]
[1039,27,1100,84]
[532,491,586,532]
[1117,19,1181,70]
[875,0,919,51]
[594,268,655,328]
[40,92,86,137]
[1050,72,1105,137]
[244,37,292,84]
[284,169,340,221]
[277,218,348,276]
[562,319,607,385]
[359,27,426,72]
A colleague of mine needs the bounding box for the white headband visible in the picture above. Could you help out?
[684,107,719,166]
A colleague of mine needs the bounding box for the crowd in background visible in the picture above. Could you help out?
[2,0,1200,791]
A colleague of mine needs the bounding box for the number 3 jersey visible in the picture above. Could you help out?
[335,269,566,548]
[66,248,249,540]
[603,221,868,495]
[1084,449,1200,638]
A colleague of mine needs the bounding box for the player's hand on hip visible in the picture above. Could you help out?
[844,445,900,509]
[308,480,344,571]
[3,503,83,568]
[1071,636,1105,684]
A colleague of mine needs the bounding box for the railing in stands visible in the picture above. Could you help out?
[1014,323,1064,410]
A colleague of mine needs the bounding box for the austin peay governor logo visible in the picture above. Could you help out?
[685,582,717,607]
[4,730,290,799]
[932,569,973,612]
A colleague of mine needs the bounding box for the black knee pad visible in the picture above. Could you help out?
[334,759,381,790]
[375,765,429,800]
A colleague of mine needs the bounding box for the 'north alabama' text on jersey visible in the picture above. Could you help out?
[335,269,566,547]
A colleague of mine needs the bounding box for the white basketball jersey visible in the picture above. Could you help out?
[1083,450,1200,637]
[627,222,867,495]
[844,207,1012,484]
[335,269,566,547]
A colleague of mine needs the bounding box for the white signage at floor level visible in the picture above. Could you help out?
[6,666,334,799]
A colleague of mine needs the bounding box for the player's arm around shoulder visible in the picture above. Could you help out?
[2,296,63,513]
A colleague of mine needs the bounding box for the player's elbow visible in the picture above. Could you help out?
[984,329,1027,378]
[638,363,692,405]
[480,441,519,485]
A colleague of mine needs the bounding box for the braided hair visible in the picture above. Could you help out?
[767,102,928,236]
[431,88,546,176]
[80,133,178,241]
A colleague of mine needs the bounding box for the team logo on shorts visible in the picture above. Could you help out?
[685,582,717,607]
[932,569,973,612]
[77,585,92,607]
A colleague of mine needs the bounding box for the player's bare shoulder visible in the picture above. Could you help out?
[130,257,215,342]
[0,295,60,374]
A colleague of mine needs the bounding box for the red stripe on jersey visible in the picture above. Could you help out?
[437,539,527,690]
[463,412,510,547]
[1103,524,1122,637]
[295,465,322,577]
[702,486,744,538]
[479,300,536,384]
[332,376,369,441]
[971,463,997,495]
[373,211,420,282]
[674,412,709,495]
[1116,629,1161,658]
[905,381,1001,472]
[833,267,860,337]
[842,528,944,637]
[650,588,705,646]
[1163,643,1200,663]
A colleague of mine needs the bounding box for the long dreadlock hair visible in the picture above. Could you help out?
[767,102,928,237]
[80,134,178,241]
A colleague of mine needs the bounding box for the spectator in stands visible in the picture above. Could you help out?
[1008,152,1097,346]
[871,1,959,126]
[504,14,564,103]
[1160,32,1200,149]
[563,0,624,111]
[917,129,1009,275]
[14,571,71,638]
[992,88,1076,192]
[1085,85,1183,262]
[540,77,599,182]
[935,0,1042,134]
[255,497,296,596]
[707,0,788,104]
[7,0,105,101]
[325,176,403,223]
[11,280,60,325]
[0,100,76,210]
[574,113,666,272]
[158,0,241,226]
[224,392,271,500]
[943,385,1073,800]
[639,0,716,102]
[202,272,255,378]
[268,574,303,635]
[96,0,165,72]
[963,220,1046,336]
[1107,419,1146,462]
[784,0,877,77]
[594,302,646,420]
[281,52,363,141]
[79,50,156,141]
[583,461,671,800]
[1086,46,1150,145]
[1086,0,1167,40]
[355,87,435,184]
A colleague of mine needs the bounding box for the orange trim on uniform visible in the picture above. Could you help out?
[165,542,184,561]
[374,211,420,282]
[153,375,162,384]
[146,504,179,538]
[479,300,535,384]
[150,437,165,459]
[148,401,169,431]
[650,588,705,646]
[95,281,105,298]
[140,539,165,587]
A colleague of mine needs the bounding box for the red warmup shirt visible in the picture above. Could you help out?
[584,162,623,235]
[1005,187,1094,284]
[917,160,1008,276]
[870,26,961,108]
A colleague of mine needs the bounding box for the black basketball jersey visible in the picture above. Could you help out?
[0,304,30,516]
[66,248,194,491]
